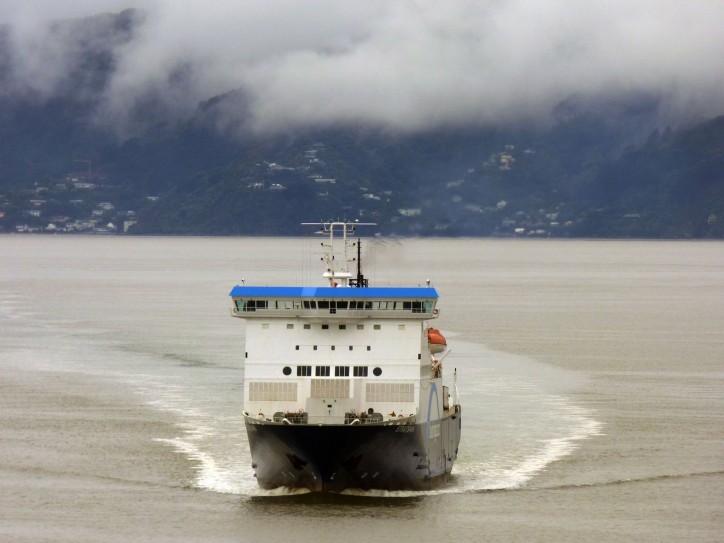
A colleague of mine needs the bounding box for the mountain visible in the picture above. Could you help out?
[0,10,721,238]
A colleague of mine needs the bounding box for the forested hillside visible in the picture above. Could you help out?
[0,9,721,238]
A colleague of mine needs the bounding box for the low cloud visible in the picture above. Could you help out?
[1,0,723,135]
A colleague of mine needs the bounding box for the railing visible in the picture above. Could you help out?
[232,299,436,315]
[245,411,416,426]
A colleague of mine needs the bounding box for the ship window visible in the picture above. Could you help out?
[349,346,353,351]
[339,324,346,330]
[287,324,294,329]
[313,345,318,350]
[398,324,406,330]
[322,324,329,330]
[318,301,330,309]
[357,324,364,330]
[337,301,348,309]
[304,324,311,330]
[353,366,368,377]
[315,365,331,377]
[282,366,292,376]
[297,365,312,376]
[283,300,294,309]
[373,367,382,376]
[295,345,299,350]
[335,366,350,377]
[424,301,433,313]
[331,345,335,351]
[262,323,269,330]
[367,346,371,351]
[402,301,423,312]
[373,324,381,330]
[364,302,373,310]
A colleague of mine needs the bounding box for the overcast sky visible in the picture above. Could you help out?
[1,0,723,134]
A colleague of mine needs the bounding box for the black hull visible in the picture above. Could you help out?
[246,409,462,493]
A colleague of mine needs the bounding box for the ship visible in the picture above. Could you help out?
[229,221,461,493]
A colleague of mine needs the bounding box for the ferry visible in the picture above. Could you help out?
[230,221,461,492]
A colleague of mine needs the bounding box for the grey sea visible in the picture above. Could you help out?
[1,236,722,542]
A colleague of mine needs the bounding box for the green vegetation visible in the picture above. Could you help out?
[0,9,721,238]
[1,108,722,237]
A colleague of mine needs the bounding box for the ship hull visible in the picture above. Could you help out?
[246,409,462,493]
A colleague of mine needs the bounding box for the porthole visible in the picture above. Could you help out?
[373,367,382,376]
[282,366,292,376]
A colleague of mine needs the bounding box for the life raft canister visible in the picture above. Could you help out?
[427,328,447,353]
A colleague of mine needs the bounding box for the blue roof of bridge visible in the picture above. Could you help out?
[229,286,438,298]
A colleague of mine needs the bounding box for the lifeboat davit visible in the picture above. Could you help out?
[427,328,447,354]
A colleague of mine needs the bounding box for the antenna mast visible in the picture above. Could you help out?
[351,238,368,287]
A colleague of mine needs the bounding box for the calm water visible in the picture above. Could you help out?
[1,236,722,542]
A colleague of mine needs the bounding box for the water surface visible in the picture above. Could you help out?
[1,236,721,542]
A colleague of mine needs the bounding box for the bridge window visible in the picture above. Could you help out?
[246,299,268,311]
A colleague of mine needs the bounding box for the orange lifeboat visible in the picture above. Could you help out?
[427,328,447,354]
